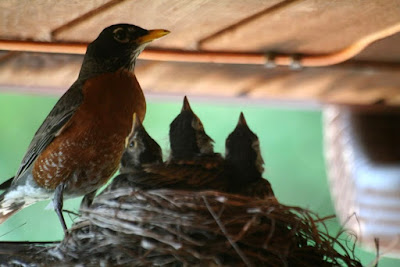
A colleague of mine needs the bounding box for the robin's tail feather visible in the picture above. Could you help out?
[0,177,14,190]
[0,190,25,224]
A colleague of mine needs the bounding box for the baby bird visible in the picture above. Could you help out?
[151,96,226,190]
[225,113,275,199]
[169,96,215,163]
[119,114,163,174]
[102,114,163,192]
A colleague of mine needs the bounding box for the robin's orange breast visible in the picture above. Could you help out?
[32,70,146,194]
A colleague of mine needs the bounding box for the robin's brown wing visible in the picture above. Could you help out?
[0,177,13,190]
[13,81,83,183]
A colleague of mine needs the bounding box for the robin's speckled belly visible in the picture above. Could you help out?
[32,127,126,195]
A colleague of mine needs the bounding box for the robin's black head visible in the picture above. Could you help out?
[169,96,214,161]
[225,113,264,180]
[120,114,163,174]
[80,24,169,79]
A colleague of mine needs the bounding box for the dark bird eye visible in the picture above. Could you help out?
[113,28,129,43]
[129,140,139,148]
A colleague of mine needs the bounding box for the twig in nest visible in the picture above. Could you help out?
[202,195,253,267]
[0,189,363,266]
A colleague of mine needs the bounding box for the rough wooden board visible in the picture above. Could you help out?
[0,53,81,90]
[135,61,266,96]
[52,0,282,50]
[0,0,109,41]
[0,54,153,95]
[201,0,400,54]
[248,68,400,105]
[0,53,265,97]
[355,32,400,62]
[245,69,337,99]
[1,52,400,106]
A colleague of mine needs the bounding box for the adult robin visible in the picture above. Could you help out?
[0,24,169,232]
[225,113,275,199]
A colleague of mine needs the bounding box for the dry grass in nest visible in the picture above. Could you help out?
[1,188,361,266]
[2,189,361,266]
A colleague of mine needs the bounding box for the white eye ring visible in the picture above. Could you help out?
[113,28,130,43]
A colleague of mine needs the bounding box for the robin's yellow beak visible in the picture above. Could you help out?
[137,29,170,45]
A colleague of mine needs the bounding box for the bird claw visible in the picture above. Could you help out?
[53,182,67,233]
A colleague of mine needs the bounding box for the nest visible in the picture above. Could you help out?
[1,188,361,266]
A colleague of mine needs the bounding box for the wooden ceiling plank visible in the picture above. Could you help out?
[320,74,383,104]
[0,53,81,91]
[201,0,400,54]
[0,0,110,41]
[136,61,266,96]
[355,32,400,62]
[248,68,400,104]
[52,0,282,50]
[1,52,400,106]
[322,89,385,105]
[198,0,299,47]
[52,0,129,39]
[247,69,348,100]
[279,71,339,99]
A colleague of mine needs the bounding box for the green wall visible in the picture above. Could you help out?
[0,92,398,266]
